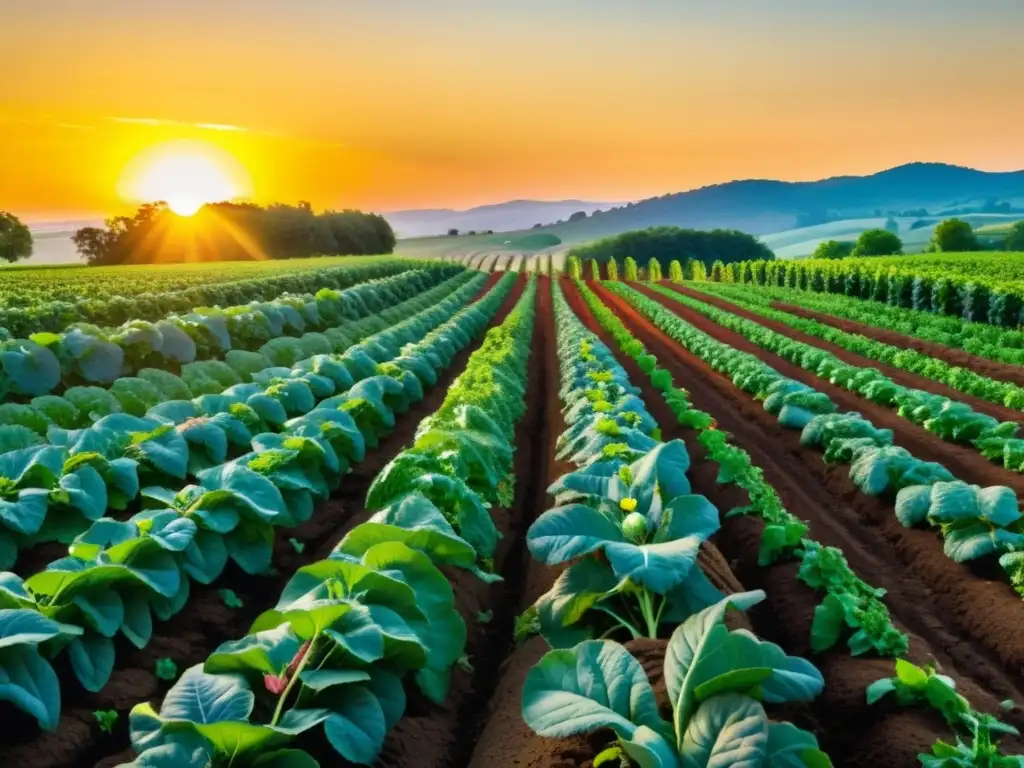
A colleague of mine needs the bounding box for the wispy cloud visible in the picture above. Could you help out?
[108,116,249,132]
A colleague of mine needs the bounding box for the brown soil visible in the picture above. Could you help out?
[633,282,1024,496]
[578,279,1024,762]
[465,281,747,768]
[775,300,1024,389]
[2,274,524,768]
[661,282,1024,428]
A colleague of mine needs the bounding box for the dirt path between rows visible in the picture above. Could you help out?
[664,282,1024,427]
[0,274,518,768]
[584,279,1024,763]
[631,282,1024,495]
[774,299,1024,388]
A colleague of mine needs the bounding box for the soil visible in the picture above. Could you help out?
[1,272,518,768]
[577,278,1024,763]
[774,300,1024,389]
[662,282,1024,427]
[631,282,1024,495]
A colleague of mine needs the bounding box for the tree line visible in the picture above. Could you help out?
[567,226,775,269]
[811,218,1024,260]
[71,201,396,266]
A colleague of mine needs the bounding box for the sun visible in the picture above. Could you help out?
[118,140,253,216]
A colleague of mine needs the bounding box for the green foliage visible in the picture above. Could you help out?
[606,258,619,281]
[155,657,179,681]
[811,240,855,260]
[646,258,662,281]
[93,709,119,734]
[1004,221,1024,251]
[522,592,829,767]
[930,218,979,252]
[709,260,725,282]
[852,228,903,257]
[0,211,33,263]
[668,259,684,283]
[566,255,582,279]
[567,225,774,272]
[623,257,639,281]
[73,201,396,266]
[686,259,707,281]
[587,259,601,280]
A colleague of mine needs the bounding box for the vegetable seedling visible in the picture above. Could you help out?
[93,709,118,734]
[219,588,244,609]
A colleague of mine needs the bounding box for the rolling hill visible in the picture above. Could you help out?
[384,199,620,237]
[529,162,1024,245]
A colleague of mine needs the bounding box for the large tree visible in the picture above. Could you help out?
[1005,221,1024,252]
[811,239,855,260]
[930,218,979,252]
[852,228,903,257]
[0,212,33,263]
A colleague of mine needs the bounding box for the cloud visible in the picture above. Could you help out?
[108,116,249,132]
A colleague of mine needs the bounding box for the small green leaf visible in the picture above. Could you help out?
[155,657,178,682]
[476,610,493,625]
[288,538,305,554]
[219,588,244,609]
[93,708,118,734]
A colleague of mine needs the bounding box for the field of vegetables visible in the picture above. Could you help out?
[5,255,1024,767]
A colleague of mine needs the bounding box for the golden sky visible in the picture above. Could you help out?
[3,0,1023,221]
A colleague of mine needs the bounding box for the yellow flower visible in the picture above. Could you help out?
[619,497,638,512]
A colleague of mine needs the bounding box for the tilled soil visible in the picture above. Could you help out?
[0,273,518,768]
[580,278,1024,763]
[774,299,1024,389]
[663,282,1024,427]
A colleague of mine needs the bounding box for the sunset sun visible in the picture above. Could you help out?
[118,140,253,216]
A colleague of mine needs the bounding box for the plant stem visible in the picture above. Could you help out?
[270,637,318,727]
[595,606,642,639]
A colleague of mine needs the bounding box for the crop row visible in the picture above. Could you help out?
[514,279,833,765]
[0,271,517,733]
[573,279,908,656]
[114,276,538,767]
[0,264,463,410]
[724,253,1024,327]
[698,281,1024,367]
[0,257,418,337]
[591,280,1024,760]
[608,283,1024,599]
[641,283,1024,476]
[688,282,1024,409]
[0,270,489,570]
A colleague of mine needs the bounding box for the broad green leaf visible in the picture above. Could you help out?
[657,495,721,542]
[527,503,625,564]
[605,537,702,593]
[522,640,663,739]
[160,664,254,723]
[321,685,388,764]
[67,634,115,692]
[679,694,768,768]
[0,643,62,730]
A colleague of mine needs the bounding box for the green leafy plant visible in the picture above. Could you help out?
[522,591,831,767]
[155,657,178,681]
[93,708,119,734]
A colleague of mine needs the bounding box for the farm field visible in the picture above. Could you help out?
[3,257,1024,767]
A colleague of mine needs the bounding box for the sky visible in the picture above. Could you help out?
[2,0,1023,221]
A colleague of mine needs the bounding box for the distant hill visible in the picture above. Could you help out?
[385,199,620,238]
[530,163,1024,245]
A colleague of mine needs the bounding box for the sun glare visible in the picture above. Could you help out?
[118,140,253,216]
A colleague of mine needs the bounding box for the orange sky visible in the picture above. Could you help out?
[3,0,1023,221]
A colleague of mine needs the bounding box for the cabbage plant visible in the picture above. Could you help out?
[522,591,831,767]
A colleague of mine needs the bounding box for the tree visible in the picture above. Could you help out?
[1005,221,1024,251]
[71,227,114,265]
[884,217,899,233]
[606,259,619,281]
[930,218,979,252]
[811,240,855,260]
[852,228,903,257]
[568,211,588,222]
[447,228,459,236]
[0,212,33,263]
[623,257,639,281]
[647,258,662,281]
[686,260,707,281]
[587,259,601,280]
[710,260,725,282]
